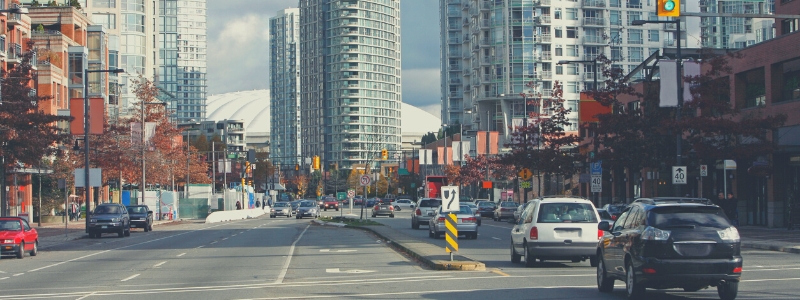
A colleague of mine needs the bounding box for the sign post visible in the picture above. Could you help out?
[441,186,459,261]
[359,175,371,220]
[347,189,355,214]
[699,165,707,198]
[590,161,602,205]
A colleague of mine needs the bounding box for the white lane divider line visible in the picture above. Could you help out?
[221,237,228,241]
[76,292,96,300]
[196,245,204,249]
[0,270,6,273]
[492,237,501,240]
[177,253,186,257]
[153,261,167,268]
[210,241,218,244]
[0,277,8,281]
[12,273,23,277]
[120,274,140,282]
[275,224,310,284]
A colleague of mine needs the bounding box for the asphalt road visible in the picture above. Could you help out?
[0,210,798,299]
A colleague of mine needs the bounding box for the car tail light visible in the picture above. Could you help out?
[642,268,657,274]
[598,230,604,240]
[416,208,422,215]
[374,205,380,210]
[389,206,394,210]
[611,215,618,221]
[462,217,476,223]
[437,217,446,223]
[733,267,742,273]
[529,227,538,240]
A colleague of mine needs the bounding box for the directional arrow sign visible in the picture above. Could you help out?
[441,186,460,212]
[672,166,687,184]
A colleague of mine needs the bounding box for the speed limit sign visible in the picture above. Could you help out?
[359,175,371,186]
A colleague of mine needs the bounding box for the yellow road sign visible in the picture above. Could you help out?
[518,168,532,180]
[445,213,458,253]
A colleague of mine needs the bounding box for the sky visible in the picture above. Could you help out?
[206,0,442,117]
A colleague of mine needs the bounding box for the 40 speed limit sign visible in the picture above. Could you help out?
[591,175,602,192]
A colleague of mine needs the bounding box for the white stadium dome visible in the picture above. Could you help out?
[205,90,441,146]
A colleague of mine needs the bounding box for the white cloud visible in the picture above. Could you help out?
[207,14,271,95]
[402,68,440,108]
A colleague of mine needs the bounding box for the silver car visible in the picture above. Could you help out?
[494,201,519,221]
[410,198,441,229]
[270,202,293,218]
[428,205,479,239]
[464,202,482,226]
[295,200,319,219]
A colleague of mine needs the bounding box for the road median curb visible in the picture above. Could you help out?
[338,222,486,271]
[742,241,800,254]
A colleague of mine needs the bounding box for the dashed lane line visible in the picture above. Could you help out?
[177,253,186,257]
[120,274,140,282]
[153,261,167,268]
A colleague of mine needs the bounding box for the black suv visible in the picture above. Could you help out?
[126,205,153,232]
[87,203,131,238]
[596,201,741,300]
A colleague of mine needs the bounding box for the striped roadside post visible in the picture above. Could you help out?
[445,213,458,261]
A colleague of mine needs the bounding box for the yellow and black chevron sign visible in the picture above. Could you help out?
[445,213,458,253]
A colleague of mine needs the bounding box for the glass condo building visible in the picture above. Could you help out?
[269,8,303,167]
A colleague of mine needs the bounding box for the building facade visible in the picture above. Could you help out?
[299,0,402,170]
[697,0,774,49]
[269,8,301,167]
[175,0,207,122]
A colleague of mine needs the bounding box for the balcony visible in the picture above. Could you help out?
[462,51,470,58]
[8,43,22,63]
[583,35,605,44]
[483,74,492,82]
[536,15,552,24]
[461,0,470,10]
[227,127,244,133]
[584,72,596,80]
[448,38,461,44]
[481,56,491,65]
[582,0,606,7]
[583,17,605,26]
[540,71,553,79]
[449,92,464,98]
[664,39,675,47]
[480,39,490,46]
[628,38,644,45]
[541,51,552,60]
[8,13,24,27]
[463,17,470,27]
[449,78,462,85]
[536,0,552,5]
[480,19,491,28]
[480,1,492,10]
[538,34,552,43]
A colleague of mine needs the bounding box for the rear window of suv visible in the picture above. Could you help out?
[537,203,598,223]
[648,206,731,229]
[418,199,441,207]
[478,202,496,208]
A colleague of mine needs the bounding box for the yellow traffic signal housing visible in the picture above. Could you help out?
[381,149,388,160]
[313,156,321,170]
[295,164,299,171]
[657,0,680,17]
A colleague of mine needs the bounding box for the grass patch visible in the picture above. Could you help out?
[318,216,382,226]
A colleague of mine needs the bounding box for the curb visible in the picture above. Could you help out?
[311,219,346,227]
[344,223,485,271]
[742,242,800,254]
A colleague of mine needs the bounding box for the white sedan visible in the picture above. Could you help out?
[392,199,415,211]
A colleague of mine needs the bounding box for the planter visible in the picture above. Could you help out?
[40,215,67,223]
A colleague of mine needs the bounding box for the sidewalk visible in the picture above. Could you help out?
[33,219,178,249]
[739,226,800,254]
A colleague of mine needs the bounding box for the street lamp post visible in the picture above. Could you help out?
[83,68,124,231]
[632,18,683,196]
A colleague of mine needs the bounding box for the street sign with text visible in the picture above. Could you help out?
[672,166,687,184]
[591,175,602,192]
[700,165,708,177]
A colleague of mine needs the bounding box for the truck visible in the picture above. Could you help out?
[423,176,447,199]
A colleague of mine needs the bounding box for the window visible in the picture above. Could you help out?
[554,8,562,19]
[91,14,117,29]
[566,27,578,38]
[628,47,643,62]
[555,45,563,56]
[537,203,598,223]
[611,47,622,61]
[627,29,643,44]
[609,11,621,26]
[567,82,580,93]
[627,11,642,25]
[93,0,116,8]
[610,0,621,7]
[627,0,642,9]
[648,30,659,42]
[566,8,578,20]
[567,64,578,75]
[123,13,145,33]
[556,65,563,75]
[555,27,563,38]
[566,45,578,57]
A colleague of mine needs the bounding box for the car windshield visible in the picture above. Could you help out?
[127,206,147,214]
[274,202,289,207]
[537,203,598,223]
[500,202,517,208]
[419,199,441,207]
[300,201,315,207]
[648,206,732,229]
[94,205,120,214]
[478,202,496,208]
[0,220,21,231]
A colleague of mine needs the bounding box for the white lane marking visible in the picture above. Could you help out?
[275,224,310,284]
[221,237,228,240]
[326,268,374,274]
[12,273,24,277]
[153,261,167,268]
[241,286,599,299]
[177,253,186,257]
[76,292,96,300]
[0,270,6,273]
[482,224,513,230]
[492,237,501,240]
[210,241,218,244]
[120,274,140,282]
[196,245,204,249]
[0,277,8,281]
[28,222,229,273]
[319,249,357,253]
[743,277,800,282]
[747,267,800,272]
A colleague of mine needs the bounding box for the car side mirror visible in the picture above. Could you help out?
[410,204,415,208]
[147,211,153,214]
[598,221,611,232]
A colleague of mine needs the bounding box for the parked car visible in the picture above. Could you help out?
[353,196,365,206]
[322,196,339,211]
[372,198,395,217]
[429,205,479,239]
[270,202,293,218]
[0,217,38,258]
[464,202,482,226]
[365,198,380,207]
[494,201,519,221]
[514,202,532,222]
[510,197,601,267]
[126,205,153,232]
[393,199,415,211]
[596,201,742,299]
[477,201,497,217]
[87,203,131,238]
[411,198,442,229]
[296,200,320,219]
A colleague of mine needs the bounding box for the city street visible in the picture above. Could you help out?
[0,211,797,299]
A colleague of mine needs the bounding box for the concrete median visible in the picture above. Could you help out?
[205,208,267,223]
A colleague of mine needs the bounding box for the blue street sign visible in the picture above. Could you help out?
[591,161,602,175]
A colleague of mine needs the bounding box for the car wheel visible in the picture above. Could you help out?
[429,227,435,238]
[30,240,38,256]
[125,226,131,237]
[16,242,25,259]
[626,262,645,299]
[717,281,739,300]
[597,257,614,293]
[394,206,400,211]
[390,214,395,218]
[510,242,521,263]
[324,208,327,211]
[412,219,419,229]
[524,243,536,267]
[590,255,599,267]
[118,227,125,238]
[148,225,153,232]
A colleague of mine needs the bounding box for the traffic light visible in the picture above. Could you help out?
[313,156,320,170]
[381,149,388,160]
[295,164,299,171]
[657,0,679,17]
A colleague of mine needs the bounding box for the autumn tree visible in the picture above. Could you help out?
[292,174,309,199]
[347,169,363,195]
